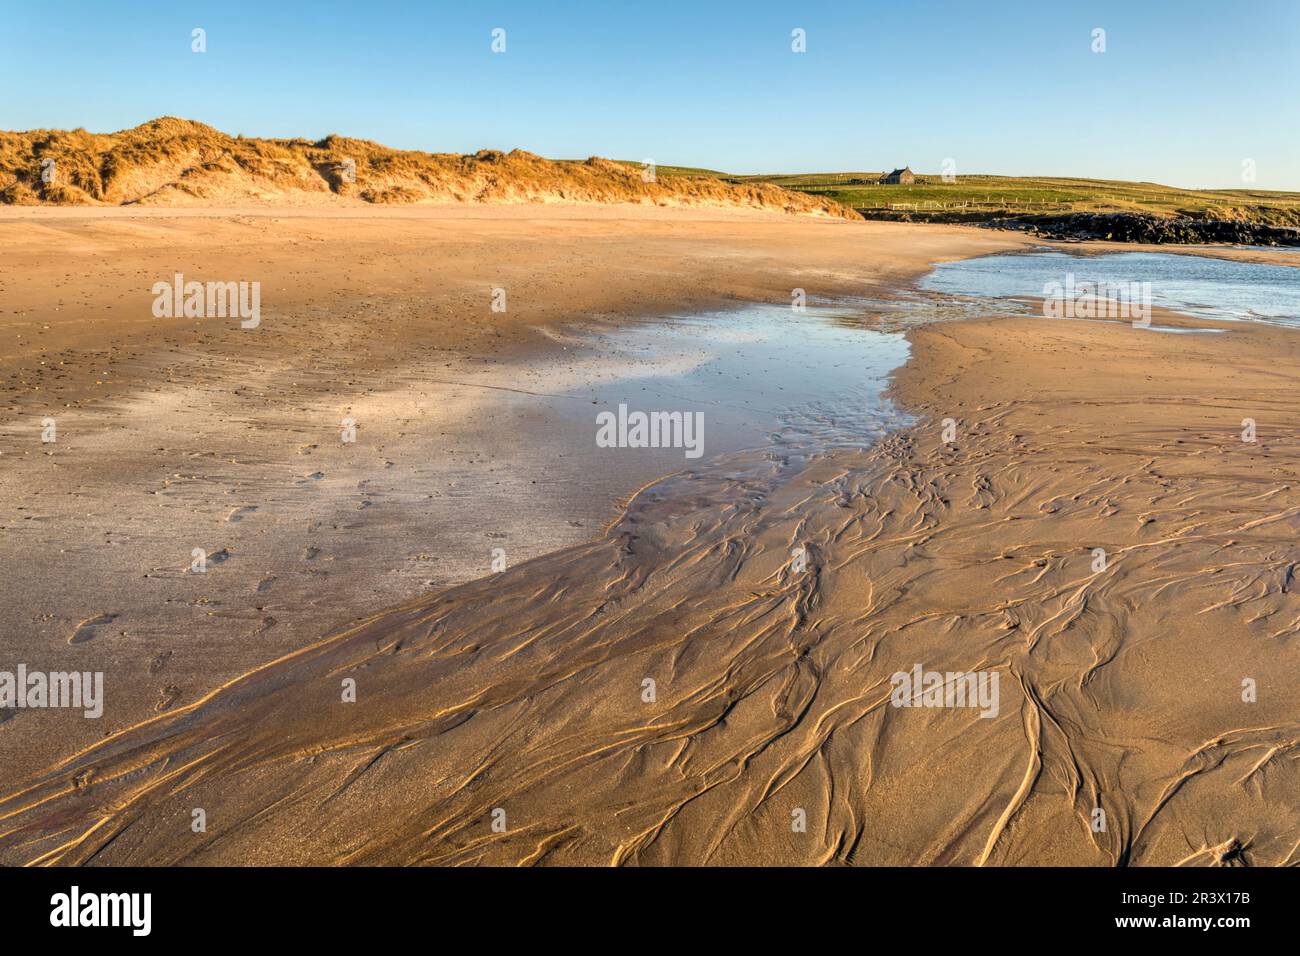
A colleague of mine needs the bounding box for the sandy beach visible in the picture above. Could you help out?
[0,207,1023,775]
[1,207,1297,866]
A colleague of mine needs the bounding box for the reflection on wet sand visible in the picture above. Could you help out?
[3,296,1297,866]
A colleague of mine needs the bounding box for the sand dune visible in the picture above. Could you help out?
[0,117,853,218]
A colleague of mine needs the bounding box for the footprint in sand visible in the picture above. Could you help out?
[148,650,173,675]
[69,612,119,645]
[227,505,258,523]
[303,546,321,561]
[154,685,182,712]
[211,548,233,563]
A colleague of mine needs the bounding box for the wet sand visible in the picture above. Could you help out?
[2,208,1297,866]
[1048,239,1300,269]
[0,206,1024,775]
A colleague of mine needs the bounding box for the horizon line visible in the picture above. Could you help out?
[6,115,1295,197]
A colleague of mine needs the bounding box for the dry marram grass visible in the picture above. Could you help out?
[0,116,857,217]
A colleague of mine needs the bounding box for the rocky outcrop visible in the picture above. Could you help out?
[995,212,1300,246]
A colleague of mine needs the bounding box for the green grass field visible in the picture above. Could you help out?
[602,161,732,179]
[617,162,1300,225]
[746,172,1300,220]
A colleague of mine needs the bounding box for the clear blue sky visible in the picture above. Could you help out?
[2,0,1297,189]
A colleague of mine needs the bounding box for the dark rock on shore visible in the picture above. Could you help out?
[993,212,1300,246]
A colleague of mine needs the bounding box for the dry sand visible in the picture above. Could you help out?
[1,207,1296,866]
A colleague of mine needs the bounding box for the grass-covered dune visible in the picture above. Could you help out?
[0,117,855,218]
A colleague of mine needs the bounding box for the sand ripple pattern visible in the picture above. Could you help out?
[2,361,1297,866]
